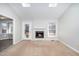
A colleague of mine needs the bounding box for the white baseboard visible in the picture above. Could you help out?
[59,40,79,54]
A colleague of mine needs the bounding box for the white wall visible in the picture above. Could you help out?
[59,4,79,51]
[22,19,58,40]
[0,4,22,44]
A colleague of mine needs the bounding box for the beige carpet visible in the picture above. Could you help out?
[0,40,79,56]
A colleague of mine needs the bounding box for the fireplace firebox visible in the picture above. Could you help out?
[35,31,44,38]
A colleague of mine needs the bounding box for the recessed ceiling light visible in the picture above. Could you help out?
[22,3,31,7]
[49,3,58,7]
[0,16,6,19]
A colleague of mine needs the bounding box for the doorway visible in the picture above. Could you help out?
[0,15,13,51]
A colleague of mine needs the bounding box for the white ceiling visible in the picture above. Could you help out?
[7,3,71,20]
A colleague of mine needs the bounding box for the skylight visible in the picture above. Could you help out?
[21,3,58,7]
[22,3,31,7]
[49,3,58,7]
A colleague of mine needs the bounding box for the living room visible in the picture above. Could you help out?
[0,3,79,56]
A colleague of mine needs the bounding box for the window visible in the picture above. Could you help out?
[48,23,56,37]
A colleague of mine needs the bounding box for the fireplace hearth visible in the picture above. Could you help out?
[35,31,44,38]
